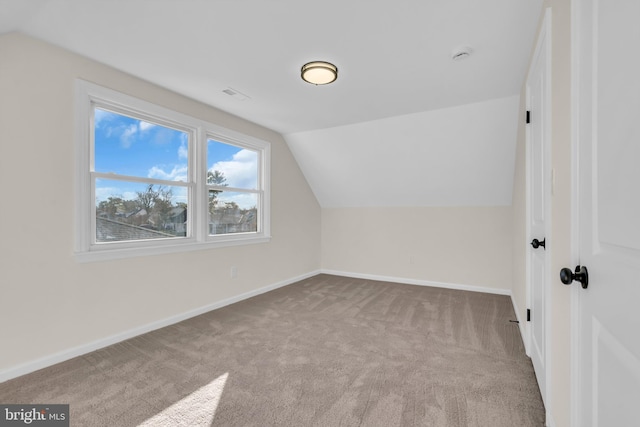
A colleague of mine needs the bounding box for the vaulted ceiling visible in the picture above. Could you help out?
[1,0,543,207]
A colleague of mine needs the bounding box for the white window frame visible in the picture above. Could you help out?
[75,80,270,262]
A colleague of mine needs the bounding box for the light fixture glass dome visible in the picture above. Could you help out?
[301,61,338,85]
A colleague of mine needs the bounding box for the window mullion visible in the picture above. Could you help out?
[92,172,189,188]
[195,127,207,242]
[205,186,260,194]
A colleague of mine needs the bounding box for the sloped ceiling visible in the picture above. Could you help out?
[0,0,542,207]
[287,96,520,207]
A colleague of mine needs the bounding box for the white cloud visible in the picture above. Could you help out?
[178,139,188,160]
[217,192,257,210]
[95,188,139,203]
[122,191,138,201]
[210,149,258,189]
[95,186,118,203]
[120,124,138,148]
[96,114,155,148]
[148,165,188,182]
[94,109,111,129]
[139,121,156,132]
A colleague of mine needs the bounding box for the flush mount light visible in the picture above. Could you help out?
[301,61,338,85]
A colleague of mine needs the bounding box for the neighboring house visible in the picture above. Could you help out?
[163,207,187,236]
[124,208,147,219]
[209,207,257,235]
[96,217,175,242]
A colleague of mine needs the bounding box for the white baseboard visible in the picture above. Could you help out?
[0,270,321,383]
[546,412,556,427]
[320,269,512,296]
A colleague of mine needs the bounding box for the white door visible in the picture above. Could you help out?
[527,10,551,405]
[573,0,640,425]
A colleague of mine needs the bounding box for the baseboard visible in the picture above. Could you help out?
[0,270,321,384]
[320,269,511,296]
[510,295,529,354]
[546,411,556,427]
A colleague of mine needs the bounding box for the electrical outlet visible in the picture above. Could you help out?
[231,266,238,279]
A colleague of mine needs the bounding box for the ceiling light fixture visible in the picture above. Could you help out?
[301,61,338,85]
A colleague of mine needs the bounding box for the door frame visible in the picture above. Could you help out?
[570,0,584,424]
[525,6,552,409]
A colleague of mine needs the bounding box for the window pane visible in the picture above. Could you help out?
[208,191,258,235]
[96,179,188,242]
[207,139,258,190]
[94,108,189,181]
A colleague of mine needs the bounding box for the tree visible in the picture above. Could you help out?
[154,186,174,228]
[134,184,173,228]
[136,184,160,215]
[97,196,124,219]
[207,170,227,213]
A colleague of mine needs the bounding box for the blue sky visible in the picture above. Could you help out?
[94,108,258,208]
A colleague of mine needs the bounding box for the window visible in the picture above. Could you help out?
[207,139,260,236]
[93,108,191,243]
[75,81,270,261]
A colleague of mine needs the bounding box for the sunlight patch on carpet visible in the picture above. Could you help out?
[138,373,229,426]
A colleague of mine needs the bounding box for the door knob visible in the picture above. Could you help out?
[560,265,589,289]
[531,238,546,249]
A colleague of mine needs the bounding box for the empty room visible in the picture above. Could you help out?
[0,0,638,426]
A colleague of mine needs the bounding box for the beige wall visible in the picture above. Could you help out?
[0,33,321,373]
[512,1,573,425]
[322,207,513,292]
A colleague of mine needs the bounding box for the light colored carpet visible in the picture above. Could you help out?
[0,274,545,426]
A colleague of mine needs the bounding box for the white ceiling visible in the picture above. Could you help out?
[0,0,543,207]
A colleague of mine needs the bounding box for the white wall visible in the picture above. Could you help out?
[322,206,513,292]
[0,33,321,376]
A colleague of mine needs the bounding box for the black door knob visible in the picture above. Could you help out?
[560,265,589,289]
[531,238,546,249]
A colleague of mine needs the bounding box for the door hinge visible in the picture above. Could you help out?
[527,309,531,322]
[526,110,531,124]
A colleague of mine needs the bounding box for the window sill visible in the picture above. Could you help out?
[74,235,271,263]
